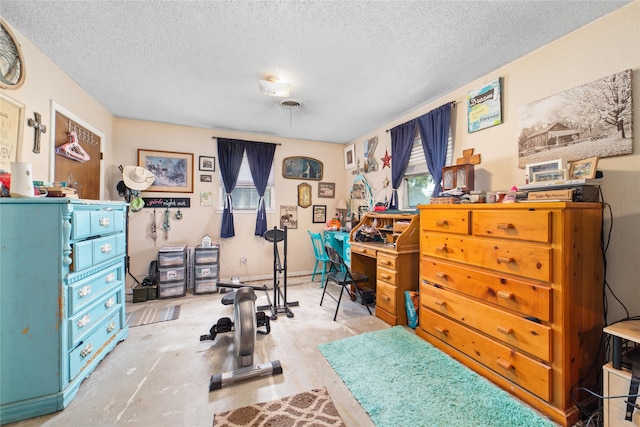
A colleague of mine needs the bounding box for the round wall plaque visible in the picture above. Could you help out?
[0,20,26,90]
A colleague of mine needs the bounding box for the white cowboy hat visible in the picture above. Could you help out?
[123,165,155,191]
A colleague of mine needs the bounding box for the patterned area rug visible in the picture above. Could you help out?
[126,305,181,327]
[213,387,345,427]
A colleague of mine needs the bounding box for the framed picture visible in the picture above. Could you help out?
[525,159,565,183]
[568,157,599,179]
[200,191,214,206]
[138,149,194,193]
[0,93,24,172]
[280,205,298,229]
[344,144,355,169]
[468,77,503,133]
[297,182,312,208]
[282,156,323,180]
[200,174,212,182]
[312,205,327,223]
[199,156,215,171]
[0,20,26,90]
[318,182,335,198]
[533,169,566,183]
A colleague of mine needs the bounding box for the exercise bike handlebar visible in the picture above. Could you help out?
[218,282,268,292]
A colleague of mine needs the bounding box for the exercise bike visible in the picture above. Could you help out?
[199,283,282,391]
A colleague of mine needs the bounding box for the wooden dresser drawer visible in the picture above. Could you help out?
[377,252,397,270]
[421,210,470,235]
[376,281,396,315]
[68,261,124,315]
[69,312,122,381]
[350,243,377,258]
[420,256,552,321]
[377,266,397,285]
[472,210,551,243]
[420,309,551,401]
[422,233,552,282]
[420,283,551,362]
[68,289,121,348]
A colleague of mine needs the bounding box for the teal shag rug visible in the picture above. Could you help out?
[318,326,558,427]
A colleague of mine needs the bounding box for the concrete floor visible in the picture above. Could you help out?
[6,277,388,427]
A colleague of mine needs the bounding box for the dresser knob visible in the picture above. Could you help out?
[435,245,448,253]
[77,315,91,328]
[497,325,513,335]
[105,273,115,283]
[496,223,514,230]
[435,272,448,280]
[434,299,446,307]
[496,358,514,370]
[436,220,448,226]
[99,217,111,227]
[497,290,514,299]
[105,297,115,308]
[435,326,449,335]
[497,256,514,264]
[78,285,92,297]
[101,243,112,253]
[80,343,93,358]
[106,321,116,332]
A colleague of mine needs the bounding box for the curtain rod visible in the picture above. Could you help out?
[385,100,458,133]
[211,136,281,146]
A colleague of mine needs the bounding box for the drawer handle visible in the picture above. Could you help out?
[382,260,392,266]
[101,243,113,254]
[106,321,116,333]
[435,245,448,253]
[435,272,448,280]
[434,299,446,307]
[105,273,115,283]
[496,223,514,230]
[99,217,111,227]
[435,326,448,335]
[80,343,94,358]
[78,285,92,297]
[77,315,91,328]
[105,297,115,308]
[381,295,391,302]
[436,220,448,226]
[497,290,514,300]
[496,358,513,370]
[497,256,514,264]
[380,274,391,280]
[497,325,513,335]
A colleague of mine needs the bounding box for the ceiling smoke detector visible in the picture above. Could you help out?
[279,99,302,110]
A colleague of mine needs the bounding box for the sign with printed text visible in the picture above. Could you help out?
[142,198,191,208]
[467,77,503,133]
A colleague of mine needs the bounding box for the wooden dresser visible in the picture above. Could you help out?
[416,202,603,426]
[349,212,419,326]
[0,199,129,423]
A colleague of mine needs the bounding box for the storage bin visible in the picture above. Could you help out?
[158,281,186,298]
[194,264,218,279]
[159,266,185,282]
[194,278,218,294]
[194,246,219,264]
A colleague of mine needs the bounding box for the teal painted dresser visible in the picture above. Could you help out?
[0,199,129,424]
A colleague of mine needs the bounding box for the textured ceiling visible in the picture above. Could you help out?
[1,1,631,144]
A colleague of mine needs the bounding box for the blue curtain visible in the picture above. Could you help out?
[218,138,246,238]
[417,103,452,196]
[245,141,276,236]
[389,119,417,209]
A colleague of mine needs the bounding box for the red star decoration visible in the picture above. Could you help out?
[381,150,392,169]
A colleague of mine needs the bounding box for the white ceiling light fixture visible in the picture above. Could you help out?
[258,75,290,97]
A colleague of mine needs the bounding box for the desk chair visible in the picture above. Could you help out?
[320,243,373,321]
[308,231,330,285]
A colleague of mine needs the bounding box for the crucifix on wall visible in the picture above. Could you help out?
[27,112,47,154]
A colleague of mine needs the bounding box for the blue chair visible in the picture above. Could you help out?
[308,231,330,285]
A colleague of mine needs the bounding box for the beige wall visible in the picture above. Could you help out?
[3,3,638,322]
[111,119,345,284]
[345,2,640,323]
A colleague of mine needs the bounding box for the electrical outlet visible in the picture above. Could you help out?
[240,255,247,263]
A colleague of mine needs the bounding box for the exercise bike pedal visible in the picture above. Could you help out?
[199,317,233,341]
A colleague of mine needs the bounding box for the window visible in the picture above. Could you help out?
[402,128,453,208]
[219,155,274,211]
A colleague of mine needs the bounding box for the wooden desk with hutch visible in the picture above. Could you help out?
[348,211,420,326]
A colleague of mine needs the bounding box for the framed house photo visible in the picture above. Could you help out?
[138,149,193,193]
[312,205,326,223]
[318,182,335,198]
[569,157,599,179]
[525,159,565,183]
[344,144,355,169]
[199,156,215,171]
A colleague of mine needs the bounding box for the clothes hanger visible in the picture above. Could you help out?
[55,131,90,162]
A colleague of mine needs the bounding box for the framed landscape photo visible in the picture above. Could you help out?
[199,156,215,171]
[525,159,564,183]
[312,205,326,223]
[138,149,193,193]
[318,182,335,198]
[533,169,566,183]
[569,157,599,179]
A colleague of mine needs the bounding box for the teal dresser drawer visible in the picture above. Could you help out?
[73,233,125,271]
[68,261,124,314]
[69,312,122,381]
[69,289,121,348]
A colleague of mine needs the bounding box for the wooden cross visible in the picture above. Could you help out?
[27,112,47,154]
[456,148,481,165]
